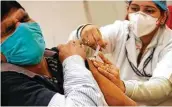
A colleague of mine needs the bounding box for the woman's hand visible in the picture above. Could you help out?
[92,53,125,92]
[58,40,86,63]
[87,59,137,106]
[81,25,107,49]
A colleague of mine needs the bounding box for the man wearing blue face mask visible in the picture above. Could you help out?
[1,1,107,106]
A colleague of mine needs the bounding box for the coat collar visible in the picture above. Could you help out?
[125,26,165,67]
[125,32,138,67]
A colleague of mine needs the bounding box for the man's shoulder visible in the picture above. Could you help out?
[1,71,30,81]
[1,71,57,106]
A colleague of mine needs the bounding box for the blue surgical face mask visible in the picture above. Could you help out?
[1,22,45,65]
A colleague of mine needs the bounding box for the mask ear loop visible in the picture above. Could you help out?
[156,14,165,26]
[156,17,161,26]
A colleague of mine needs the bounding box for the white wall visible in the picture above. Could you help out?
[19,1,126,48]
[87,1,126,26]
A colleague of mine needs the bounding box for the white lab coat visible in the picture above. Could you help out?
[69,20,172,106]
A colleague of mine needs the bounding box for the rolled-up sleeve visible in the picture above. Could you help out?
[48,55,107,107]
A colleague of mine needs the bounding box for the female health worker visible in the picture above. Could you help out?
[69,0,172,106]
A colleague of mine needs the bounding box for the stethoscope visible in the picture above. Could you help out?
[125,35,155,77]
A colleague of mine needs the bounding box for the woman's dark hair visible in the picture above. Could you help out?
[1,1,25,20]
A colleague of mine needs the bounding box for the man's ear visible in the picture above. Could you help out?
[1,53,7,62]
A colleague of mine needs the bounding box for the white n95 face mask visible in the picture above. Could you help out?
[129,11,158,37]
